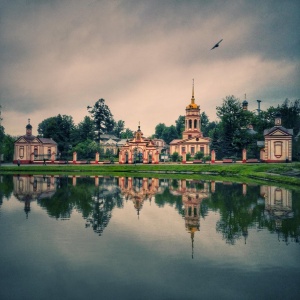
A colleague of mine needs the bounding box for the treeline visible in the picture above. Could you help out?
[0,97,300,162]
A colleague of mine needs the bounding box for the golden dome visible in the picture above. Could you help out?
[186,102,199,109]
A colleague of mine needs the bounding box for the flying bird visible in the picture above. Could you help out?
[211,39,223,50]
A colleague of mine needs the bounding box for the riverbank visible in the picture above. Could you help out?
[1,162,300,186]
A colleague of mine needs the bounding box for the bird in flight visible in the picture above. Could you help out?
[211,39,223,50]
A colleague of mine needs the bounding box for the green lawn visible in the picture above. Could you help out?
[1,162,300,187]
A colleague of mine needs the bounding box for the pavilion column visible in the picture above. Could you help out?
[242,148,247,163]
[182,151,186,164]
[211,150,215,164]
[95,152,99,164]
[73,151,77,164]
[143,151,148,164]
[119,151,123,164]
[51,152,55,163]
[155,151,159,164]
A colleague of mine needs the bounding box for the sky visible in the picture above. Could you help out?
[0,0,299,137]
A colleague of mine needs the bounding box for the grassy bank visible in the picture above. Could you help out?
[1,162,300,187]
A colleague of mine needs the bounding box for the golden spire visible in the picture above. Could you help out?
[191,79,195,104]
[186,79,198,109]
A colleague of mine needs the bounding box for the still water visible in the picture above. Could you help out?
[0,174,299,300]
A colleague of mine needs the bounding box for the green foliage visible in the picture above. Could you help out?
[194,151,204,160]
[2,135,15,161]
[72,139,100,159]
[111,120,125,138]
[175,115,185,138]
[120,128,134,139]
[88,98,115,142]
[186,152,191,161]
[37,114,75,155]
[71,116,95,143]
[171,152,180,162]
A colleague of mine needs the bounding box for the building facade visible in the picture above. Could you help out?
[170,83,210,157]
[119,125,159,164]
[13,120,57,164]
[260,113,293,162]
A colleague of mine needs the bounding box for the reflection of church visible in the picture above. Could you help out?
[260,185,293,229]
[118,177,161,216]
[13,175,57,217]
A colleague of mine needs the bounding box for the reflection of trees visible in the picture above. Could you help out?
[85,177,123,235]
[0,175,14,206]
[38,176,123,236]
[208,183,265,245]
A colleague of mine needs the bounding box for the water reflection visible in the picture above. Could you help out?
[4,174,299,245]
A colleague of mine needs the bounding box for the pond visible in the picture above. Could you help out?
[0,174,299,299]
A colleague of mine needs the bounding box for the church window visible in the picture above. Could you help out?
[48,148,51,157]
[191,147,195,155]
[182,147,186,153]
[19,147,24,159]
[34,147,38,157]
[194,119,197,129]
[274,142,282,157]
[189,120,192,129]
[188,207,192,216]
[200,146,204,153]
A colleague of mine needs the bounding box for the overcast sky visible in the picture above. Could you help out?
[0,0,299,137]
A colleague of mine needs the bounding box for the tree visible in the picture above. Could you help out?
[175,115,185,138]
[120,128,134,139]
[2,135,15,162]
[155,123,167,139]
[216,96,254,158]
[38,114,75,156]
[88,98,114,142]
[161,125,178,144]
[0,105,4,162]
[111,120,125,138]
[72,116,96,144]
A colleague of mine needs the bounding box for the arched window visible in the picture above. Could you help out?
[194,119,197,129]
[189,119,192,129]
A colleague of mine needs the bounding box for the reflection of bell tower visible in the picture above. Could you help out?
[181,180,210,258]
[182,79,202,140]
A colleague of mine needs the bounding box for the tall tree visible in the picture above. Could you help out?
[216,96,254,158]
[161,125,178,144]
[120,128,134,139]
[155,123,167,139]
[72,116,95,144]
[37,114,75,155]
[175,115,185,138]
[87,98,114,142]
[111,120,125,138]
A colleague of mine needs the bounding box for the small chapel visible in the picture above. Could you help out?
[13,119,57,164]
[170,82,210,158]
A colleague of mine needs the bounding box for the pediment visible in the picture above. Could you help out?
[16,137,27,143]
[269,129,289,136]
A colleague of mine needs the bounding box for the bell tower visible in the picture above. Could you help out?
[182,80,202,139]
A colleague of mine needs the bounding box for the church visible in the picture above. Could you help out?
[170,83,210,158]
[13,120,57,164]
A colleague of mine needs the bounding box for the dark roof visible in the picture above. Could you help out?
[264,126,293,136]
[39,138,57,144]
